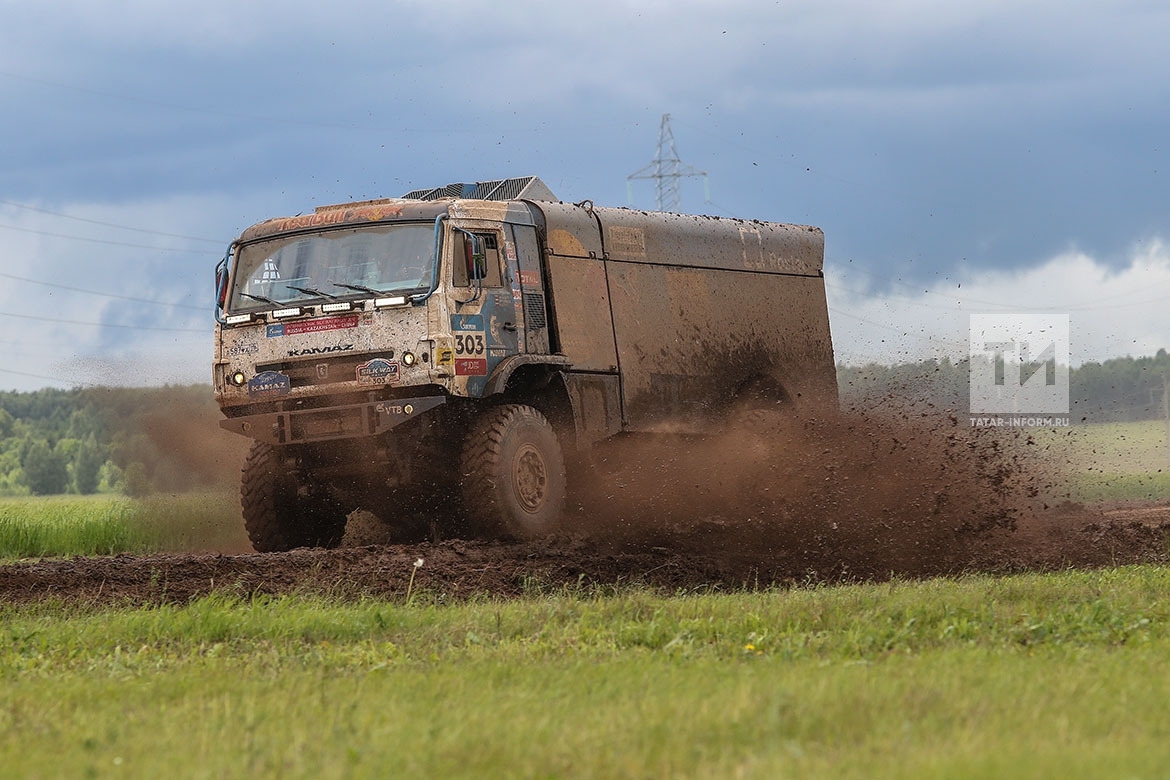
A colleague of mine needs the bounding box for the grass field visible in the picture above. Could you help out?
[1048,419,1170,474]
[3,567,1170,777]
[1031,419,1170,502]
[0,492,248,560]
[1,425,1169,776]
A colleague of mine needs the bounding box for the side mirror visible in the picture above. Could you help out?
[463,232,487,281]
[214,256,229,311]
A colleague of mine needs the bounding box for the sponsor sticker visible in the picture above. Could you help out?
[356,358,400,385]
[247,370,291,397]
[451,314,484,332]
[436,347,455,366]
[451,314,487,361]
[266,314,360,338]
[455,357,488,376]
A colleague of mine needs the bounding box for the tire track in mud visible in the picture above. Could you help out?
[1,504,1168,606]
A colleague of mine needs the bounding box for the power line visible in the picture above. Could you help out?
[825,281,998,313]
[669,116,965,213]
[0,221,222,254]
[0,366,97,387]
[0,309,205,333]
[0,271,205,311]
[827,305,970,351]
[0,198,222,244]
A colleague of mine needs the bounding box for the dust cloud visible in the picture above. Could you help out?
[338,402,1062,581]
[563,406,1051,580]
[7,403,1165,605]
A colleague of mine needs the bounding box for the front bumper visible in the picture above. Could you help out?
[219,395,446,446]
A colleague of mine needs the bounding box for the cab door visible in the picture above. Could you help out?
[450,227,518,395]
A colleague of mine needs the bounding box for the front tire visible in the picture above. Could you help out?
[460,404,566,538]
[240,441,347,552]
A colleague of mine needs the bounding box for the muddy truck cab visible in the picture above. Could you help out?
[214,176,836,551]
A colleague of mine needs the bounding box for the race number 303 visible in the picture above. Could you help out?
[451,314,487,357]
[455,332,485,356]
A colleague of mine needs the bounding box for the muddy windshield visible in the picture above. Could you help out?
[229,222,435,312]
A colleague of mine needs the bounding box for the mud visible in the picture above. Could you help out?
[1,410,1167,606]
[1,505,1166,606]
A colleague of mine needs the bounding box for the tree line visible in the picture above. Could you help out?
[837,349,1170,423]
[0,385,247,497]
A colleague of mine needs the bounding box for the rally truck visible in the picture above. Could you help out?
[214,176,836,551]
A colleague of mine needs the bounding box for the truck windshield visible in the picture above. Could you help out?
[228,223,435,312]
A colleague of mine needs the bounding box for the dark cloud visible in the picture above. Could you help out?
[1,0,1169,388]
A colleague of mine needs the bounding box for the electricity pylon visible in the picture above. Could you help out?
[627,114,709,212]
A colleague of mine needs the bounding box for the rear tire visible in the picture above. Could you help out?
[460,404,566,538]
[240,441,347,552]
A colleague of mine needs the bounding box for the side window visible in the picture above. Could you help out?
[453,231,503,288]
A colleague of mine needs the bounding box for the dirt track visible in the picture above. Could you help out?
[0,503,1167,606]
[2,409,1168,606]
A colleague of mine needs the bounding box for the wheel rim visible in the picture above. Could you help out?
[512,443,548,512]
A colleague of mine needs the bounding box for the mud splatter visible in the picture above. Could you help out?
[3,408,1164,606]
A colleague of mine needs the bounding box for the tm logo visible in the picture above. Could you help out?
[969,314,1069,415]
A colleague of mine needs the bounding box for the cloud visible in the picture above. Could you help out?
[0,194,261,391]
[828,239,1170,367]
[1,0,1168,391]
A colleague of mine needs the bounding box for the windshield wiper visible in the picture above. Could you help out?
[241,292,279,305]
[332,282,386,295]
[285,284,340,300]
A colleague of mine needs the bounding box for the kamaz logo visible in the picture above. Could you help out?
[287,344,355,357]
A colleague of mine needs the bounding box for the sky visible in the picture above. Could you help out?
[1,0,1168,391]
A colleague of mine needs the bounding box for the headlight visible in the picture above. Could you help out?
[401,351,416,367]
[230,371,247,386]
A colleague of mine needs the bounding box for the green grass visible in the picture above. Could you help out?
[3,567,1170,777]
[126,492,250,553]
[1030,420,1170,502]
[1065,471,1170,503]
[0,492,248,560]
[0,495,139,558]
[1051,419,1170,474]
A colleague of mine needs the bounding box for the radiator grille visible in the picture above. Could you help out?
[257,352,396,389]
[524,292,547,330]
